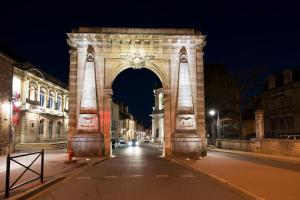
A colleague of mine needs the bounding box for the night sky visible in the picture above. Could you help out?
[1,1,300,126]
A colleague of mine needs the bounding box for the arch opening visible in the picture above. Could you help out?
[110,67,164,156]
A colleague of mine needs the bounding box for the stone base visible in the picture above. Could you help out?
[70,134,103,156]
[171,133,207,157]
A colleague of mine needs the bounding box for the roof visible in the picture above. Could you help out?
[73,27,202,35]
[263,65,300,91]
[15,63,68,89]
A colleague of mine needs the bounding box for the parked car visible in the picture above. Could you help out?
[144,136,151,142]
[111,139,120,149]
[119,138,126,144]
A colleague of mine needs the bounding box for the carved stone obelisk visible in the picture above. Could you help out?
[172,47,201,157]
[71,45,102,156]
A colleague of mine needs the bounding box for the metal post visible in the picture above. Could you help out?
[5,154,11,198]
[41,149,44,183]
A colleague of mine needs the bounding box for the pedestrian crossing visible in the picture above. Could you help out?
[76,174,196,180]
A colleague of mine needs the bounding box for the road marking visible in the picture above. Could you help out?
[155,175,169,178]
[181,174,195,178]
[104,176,118,179]
[76,176,91,179]
[129,175,143,178]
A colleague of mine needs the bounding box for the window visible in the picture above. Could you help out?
[65,97,69,110]
[57,121,62,137]
[48,92,55,109]
[39,119,44,135]
[39,89,46,107]
[49,121,53,139]
[57,95,62,111]
[158,93,164,110]
[29,85,37,101]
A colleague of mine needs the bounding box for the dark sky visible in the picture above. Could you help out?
[1,0,300,126]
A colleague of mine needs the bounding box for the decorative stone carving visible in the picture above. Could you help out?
[86,45,95,62]
[179,46,188,63]
[120,52,155,68]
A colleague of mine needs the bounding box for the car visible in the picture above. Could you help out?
[144,136,151,142]
[128,139,139,146]
[119,138,126,144]
[111,139,120,149]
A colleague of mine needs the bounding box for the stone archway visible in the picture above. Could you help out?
[67,27,207,157]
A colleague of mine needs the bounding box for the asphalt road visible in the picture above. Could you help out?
[30,143,247,200]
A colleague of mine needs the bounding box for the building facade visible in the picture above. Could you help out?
[151,88,164,143]
[261,68,300,138]
[0,48,68,155]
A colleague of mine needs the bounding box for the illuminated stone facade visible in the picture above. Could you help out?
[67,27,206,157]
[0,50,68,155]
[151,88,164,143]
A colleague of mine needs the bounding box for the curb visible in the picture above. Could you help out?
[209,148,300,164]
[8,157,108,200]
[165,156,265,200]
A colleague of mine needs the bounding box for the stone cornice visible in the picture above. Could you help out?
[67,32,205,49]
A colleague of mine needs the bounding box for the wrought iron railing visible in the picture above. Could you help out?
[5,149,44,198]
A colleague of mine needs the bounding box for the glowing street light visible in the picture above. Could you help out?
[209,109,216,116]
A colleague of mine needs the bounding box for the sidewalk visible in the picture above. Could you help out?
[0,149,103,199]
[168,150,300,200]
[209,146,300,163]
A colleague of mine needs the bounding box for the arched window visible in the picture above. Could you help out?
[57,95,62,111]
[56,121,62,137]
[48,91,55,109]
[39,119,44,135]
[65,96,69,110]
[39,88,46,107]
[29,85,37,101]
[158,93,164,110]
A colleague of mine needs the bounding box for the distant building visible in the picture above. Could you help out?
[0,46,68,155]
[150,88,164,143]
[113,102,137,141]
[261,67,300,138]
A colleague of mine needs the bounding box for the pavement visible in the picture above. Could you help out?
[169,148,300,200]
[2,144,300,200]
[28,143,248,200]
[0,149,104,199]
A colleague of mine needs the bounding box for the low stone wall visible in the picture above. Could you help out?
[216,139,300,157]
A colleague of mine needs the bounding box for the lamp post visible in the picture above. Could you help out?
[209,109,220,145]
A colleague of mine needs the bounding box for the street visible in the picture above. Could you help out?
[30,143,247,200]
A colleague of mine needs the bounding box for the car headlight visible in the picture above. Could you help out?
[128,141,132,146]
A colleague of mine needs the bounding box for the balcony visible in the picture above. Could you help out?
[26,98,39,106]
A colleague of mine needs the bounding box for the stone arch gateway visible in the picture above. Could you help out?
[67,27,207,157]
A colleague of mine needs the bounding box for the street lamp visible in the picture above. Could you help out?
[208,109,220,145]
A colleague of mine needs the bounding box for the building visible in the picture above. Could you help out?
[111,101,137,141]
[261,67,300,138]
[0,46,68,155]
[150,88,164,143]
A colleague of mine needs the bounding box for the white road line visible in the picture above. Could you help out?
[155,175,169,178]
[129,175,144,178]
[76,176,91,179]
[104,176,118,179]
[181,174,195,178]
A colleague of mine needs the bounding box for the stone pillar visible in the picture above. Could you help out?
[163,90,172,156]
[196,46,207,156]
[103,89,112,157]
[67,48,77,145]
[70,46,102,156]
[255,110,264,139]
[172,47,201,157]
